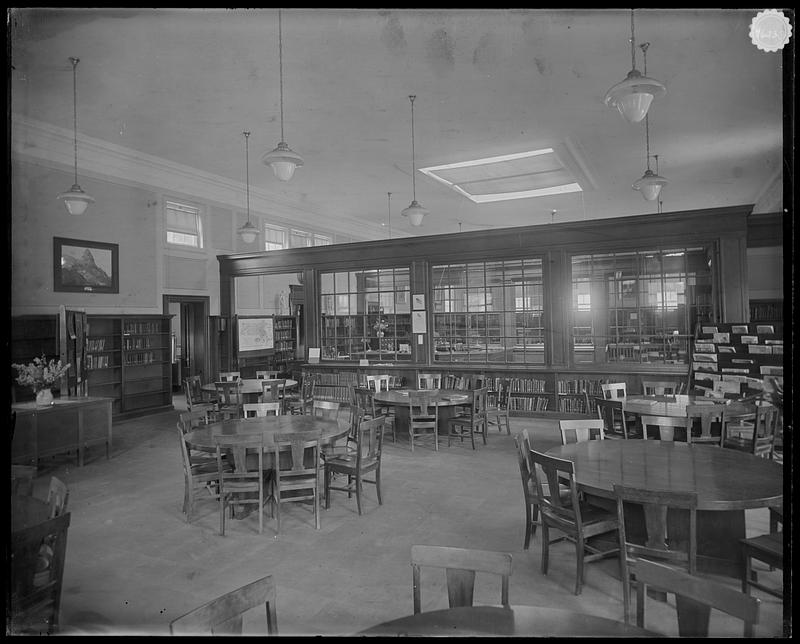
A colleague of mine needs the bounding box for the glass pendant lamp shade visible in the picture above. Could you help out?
[632,169,668,201]
[58,184,95,215]
[58,56,94,214]
[238,220,258,244]
[401,200,428,227]
[262,142,304,182]
[604,69,666,124]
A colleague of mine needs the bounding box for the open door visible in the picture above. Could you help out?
[164,295,211,389]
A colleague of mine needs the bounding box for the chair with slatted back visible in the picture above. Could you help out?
[364,376,396,441]
[285,377,315,416]
[723,403,779,459]
[324,415,386,515]
[177,413,229,522]
[417,373,442,389]
[640,415,690,442]
[215,381,244,419]
[255,370,279,380]
[410,545,513,614]
[218,371,241,382]
[46,477,69,519]
[531,450,620,595]
[633,558,759,638]
[641,380,681,396]
[613,484,698,625]
[514,432,543,550]
[169,574,278,635]
[685,403,725,446]
[446,387,488,450]
[558,418,605,445]
[365,374,390,394]
[243,402,282,418]
[260,379,286,413]
[9,511,71,635]
[184,376,216,420]
[269,431,322,533]
[407,390,439,452]
[214,433,267,535]
[601,382,627,400]
[595,397,631,439]
[485,378,511,435]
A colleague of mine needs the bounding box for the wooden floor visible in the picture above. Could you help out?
[17,395,789,636]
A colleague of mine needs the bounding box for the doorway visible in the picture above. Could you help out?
[163,295,211,391]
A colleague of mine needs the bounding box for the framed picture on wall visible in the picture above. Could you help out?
[53,237,119,293]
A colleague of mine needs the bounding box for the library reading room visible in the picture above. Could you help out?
[9,8,791,638]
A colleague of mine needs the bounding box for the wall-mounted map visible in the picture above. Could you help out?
[237,316,274,353]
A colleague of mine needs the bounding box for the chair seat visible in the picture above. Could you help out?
[741,532,782,562]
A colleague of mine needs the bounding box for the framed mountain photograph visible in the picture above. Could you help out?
[53,237,119,293]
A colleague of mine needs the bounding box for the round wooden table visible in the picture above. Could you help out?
[372,388,471,437]
[623,394,725,417]
[547,440,783,575]
[358,605,659,637]
[201,378,298,401]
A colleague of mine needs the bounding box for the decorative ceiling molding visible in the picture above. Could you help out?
[11,114,383,240]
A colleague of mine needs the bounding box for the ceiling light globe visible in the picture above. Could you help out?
[262,142,304,182]
[632,169,668,201]
[238,221,259,244]
[57,184,95,215]
[605,70,666,123]
[401,200,428,226]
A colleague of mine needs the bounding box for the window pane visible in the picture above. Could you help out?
[165,200,202,248]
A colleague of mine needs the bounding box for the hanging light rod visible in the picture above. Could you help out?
[238,131,259,243]
[604,9,666,123]
[262,9,304,181]
[57,56,95,215]
[401,95,428,227]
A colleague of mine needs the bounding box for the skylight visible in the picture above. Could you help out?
[419,148,584,204]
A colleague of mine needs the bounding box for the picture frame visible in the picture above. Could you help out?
[53,237,119,293]
[412,293,425,310]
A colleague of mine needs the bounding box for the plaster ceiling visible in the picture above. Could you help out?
[9,8,787,240]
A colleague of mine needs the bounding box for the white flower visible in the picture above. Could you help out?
[12,354,71,392]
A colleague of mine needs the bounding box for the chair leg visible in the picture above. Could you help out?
[433,426,439,451]
[469,423,476,450]
[531,503,539,536]
[574,539,584,595]
[523,502,532,550]
[375,466,382,505]
[635,579,645,628]
[541,523,550,575]
[356,474,363,515]
[219,493,226,536]
[324,466,331,509]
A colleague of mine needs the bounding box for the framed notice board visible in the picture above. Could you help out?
[236,315,275,356]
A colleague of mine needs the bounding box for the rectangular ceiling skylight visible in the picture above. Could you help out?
[419,148,583,204]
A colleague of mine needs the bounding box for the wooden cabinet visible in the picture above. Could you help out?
[85,315,173,417]
[11,396,113,467]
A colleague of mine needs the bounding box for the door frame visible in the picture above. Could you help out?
[162,295,211,388]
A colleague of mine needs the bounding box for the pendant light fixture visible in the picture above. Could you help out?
[632,43,668,201]
[262,9,303,181]
[238,131,259,244]
[57,57,95,215]
[604,9,665,124]
[401,95,428,227]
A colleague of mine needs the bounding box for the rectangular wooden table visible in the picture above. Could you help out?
[12,396,113,467]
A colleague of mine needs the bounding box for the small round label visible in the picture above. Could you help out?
[749,9,792,52]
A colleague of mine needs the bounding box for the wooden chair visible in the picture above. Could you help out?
[594,397,631,439]
[364,377,397,441]
[417,373,442,389]
[214,381,244,419]
[446,387,488,450]
[530,450,619,595]
[723,403,779,459]
[352,386,395,443]
[641,380,681,396]
[285,377,315,415]
[407,390,439,452]
[613,484,698,625]
[218,371,241,382]
[685,403,725,446]
[365,374,390,393]
[601,382,627,400]
[558,418,605,445]
[311,398,341,421]
[243,402,282,418]
[633,558,759,638]
[514,432,542,550]
[214,433,266,535]
[9,511,71,635]
[741,532,783,599]
[324,415,385,515]
[255,370,279,380]
[184,376,216,419]
[640,415,690,442]
[269,431,322,533]
[260,379,286,412]
[410,545,513,614]
[169,574,278,635]
[176,416,229,522]
[486,378,511,435]
[46,476,69,518]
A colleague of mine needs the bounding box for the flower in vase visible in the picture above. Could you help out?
[12,354,71,393]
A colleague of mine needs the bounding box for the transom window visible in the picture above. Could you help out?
[432,259,544,364]
[291,229,332,248]
[264,224,287,251]
[570,247,716,365]
[165,200,203,248]
[320,267,411,361]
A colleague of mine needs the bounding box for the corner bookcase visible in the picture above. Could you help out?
[86,314,173,417]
